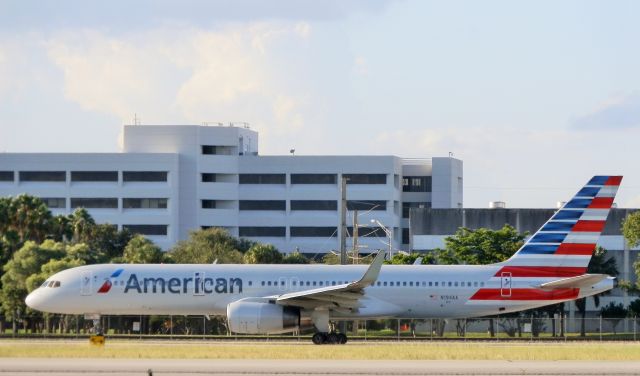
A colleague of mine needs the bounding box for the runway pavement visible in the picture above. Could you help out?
[1,359,640,375]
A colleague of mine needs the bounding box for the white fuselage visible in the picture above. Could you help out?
[26,263,612,320]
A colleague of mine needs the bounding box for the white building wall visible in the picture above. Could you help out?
[1,125,461,253]
[431,157,463,208]
[0,153,179,250]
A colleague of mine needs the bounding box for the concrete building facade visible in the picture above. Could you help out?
[0,124,463,252]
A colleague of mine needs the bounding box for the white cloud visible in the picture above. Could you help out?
[571,92,640,130]
[46,23,311,131]
[353,56,369,76]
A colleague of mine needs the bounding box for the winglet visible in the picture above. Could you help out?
[352,251,385,288]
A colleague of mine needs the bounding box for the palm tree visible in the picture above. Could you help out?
[8,195,52,243]
[576,246,619,336]
[69,208,95,243]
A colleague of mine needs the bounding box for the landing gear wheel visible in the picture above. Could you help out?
[326,332,339,344]
[312,332,326,345]
[337,333,347,344]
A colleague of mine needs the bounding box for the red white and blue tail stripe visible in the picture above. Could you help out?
[499,175,621,276]
[469,176,621,303]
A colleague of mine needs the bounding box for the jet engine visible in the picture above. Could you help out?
[227,300,300,334]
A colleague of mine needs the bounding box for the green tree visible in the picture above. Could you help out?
[600,302,628,335]
[0,240,66,321]
[622,211,640,292]
[122,235,164,264]
[628,299,640,318]
[244,244,283,264]
[282,251,310,264]
[435,225,526,265]
[622,211,640,248]
[322,252,340,265]
[168,228,243,264]
[85,224,132,262]
[574,246,619,336]
[69,208,96,243]
[384,252,419,265]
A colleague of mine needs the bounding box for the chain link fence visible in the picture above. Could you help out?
[1,315,638,341]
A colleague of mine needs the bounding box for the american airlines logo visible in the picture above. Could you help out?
[97,269,124,293]
[122,272,243,294]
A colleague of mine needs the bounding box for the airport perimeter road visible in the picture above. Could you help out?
[1,359,640,375]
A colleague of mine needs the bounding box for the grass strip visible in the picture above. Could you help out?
[0,340,638,361]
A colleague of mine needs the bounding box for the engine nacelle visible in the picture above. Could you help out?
[227,300,300,334]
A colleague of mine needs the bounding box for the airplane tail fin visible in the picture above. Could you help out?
[499,176,622,278]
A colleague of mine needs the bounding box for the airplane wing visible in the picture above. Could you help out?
[538,274,609,290]
[274,251,385,311]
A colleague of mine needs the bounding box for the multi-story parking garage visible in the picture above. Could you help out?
[0,124,463,252]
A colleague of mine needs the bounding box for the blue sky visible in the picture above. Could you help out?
[1,0,639,208]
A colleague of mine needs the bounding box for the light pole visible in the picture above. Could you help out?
[370,219,393,259]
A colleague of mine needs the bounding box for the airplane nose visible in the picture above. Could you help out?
[25,290,42,310]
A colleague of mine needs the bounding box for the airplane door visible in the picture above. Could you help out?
[500,272,512,298]
[81,271,92,296]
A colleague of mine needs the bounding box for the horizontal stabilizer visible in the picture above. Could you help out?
[538,274,608,290]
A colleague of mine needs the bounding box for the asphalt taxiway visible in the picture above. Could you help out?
[1,359,640,375]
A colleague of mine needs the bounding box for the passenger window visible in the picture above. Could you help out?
[312,281,317,286]
[267,281,272,286]
[281,281,285,286]
[248,281,253,286]
[261,281,265,286]
[448,282,452,287]
[403,282,407,286]
[306,281,311,286]
[467,282,471,287]
[292,281,297,286]
[454,282,458,287]
[409,282,413,286]
[383,281,387,286]
[319,281,323,286]
[434,282,438,286]
[480,282,485,287]
[428,282,432,287]
[474,282,478,287]
[332,281,336,286]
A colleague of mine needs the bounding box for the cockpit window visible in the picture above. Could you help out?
[52,281,61,288]
[41,281,49,288]
[48,281,55,287]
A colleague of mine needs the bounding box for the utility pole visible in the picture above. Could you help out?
[352,210,359,264]
[340,176,348,265]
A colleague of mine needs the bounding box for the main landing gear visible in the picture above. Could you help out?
[312,331,348,345]
[311,320,347,345]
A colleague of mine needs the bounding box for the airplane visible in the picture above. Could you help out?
[26,175,621,344]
